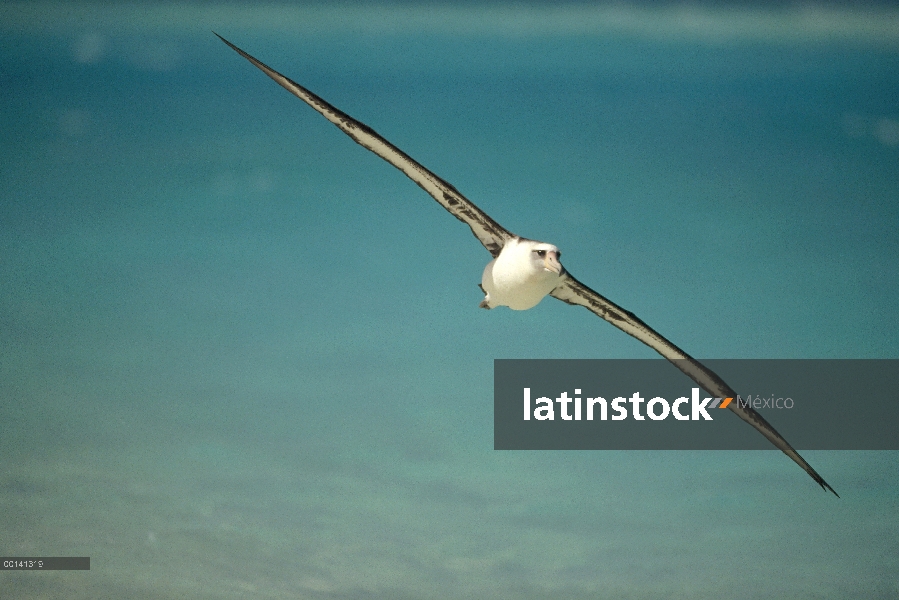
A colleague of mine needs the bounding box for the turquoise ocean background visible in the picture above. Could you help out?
[1,2,897,598]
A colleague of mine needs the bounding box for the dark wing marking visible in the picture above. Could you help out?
[215,33,512,258]
[550,275,838,496]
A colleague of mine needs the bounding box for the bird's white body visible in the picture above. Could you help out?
[480,238,564,310]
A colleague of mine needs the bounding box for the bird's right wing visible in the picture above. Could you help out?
[216,33,513,258]
[550,274,838,496]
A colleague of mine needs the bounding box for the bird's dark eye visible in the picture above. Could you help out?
[536,250,546,257]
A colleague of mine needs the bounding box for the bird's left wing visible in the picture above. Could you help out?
[550,274,838,496]
[216,33,513,258]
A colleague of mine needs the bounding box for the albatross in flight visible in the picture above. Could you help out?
[216,34,837,496]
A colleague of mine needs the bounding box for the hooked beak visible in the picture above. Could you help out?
[544,251,563,275]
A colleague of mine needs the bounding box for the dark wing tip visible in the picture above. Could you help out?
[213,32,242,54]
[808,468,838,497]
[214,33,255,63]
[821,480,840,498]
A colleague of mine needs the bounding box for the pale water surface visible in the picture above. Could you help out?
[1,2,897,598]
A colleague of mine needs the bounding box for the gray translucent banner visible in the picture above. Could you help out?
[494,359,898,450]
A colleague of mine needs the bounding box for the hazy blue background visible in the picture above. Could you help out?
[1,2,897,598]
